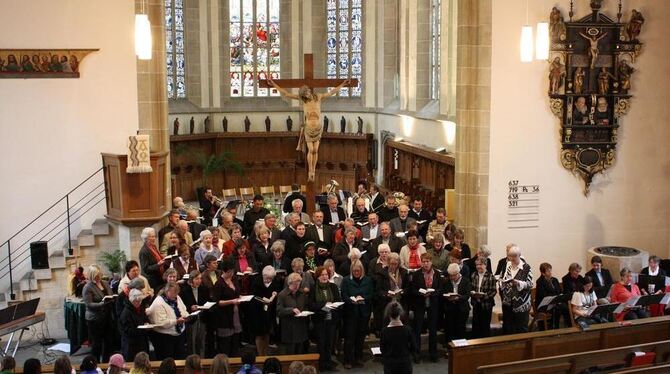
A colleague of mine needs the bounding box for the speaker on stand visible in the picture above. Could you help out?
[30,241,50,270]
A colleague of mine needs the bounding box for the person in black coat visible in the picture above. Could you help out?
[380,302,417,374]
[284,222,309,260]
[212,260,242,357]
[535,263,568,329]
[332,228,362,268]
[375,252,409,333]
[323,194,346,226]
[378,195,399,224]
[249,266,281,356]
[119,289,150,361]
[309,266,343,371]
[305,211,335,254]
[242,195,270,237]
[640,255,668,293]
[282,185,307,214]
[409,252,443,362]
[561,263,585,296]
[251,226,274,265]
[138,228,166,291]
[264,241,292,285]
[180,270,209,357]
[585,255,614,299]
[369,223,405,258]
[444,229,471,261]
[442,263,471,343]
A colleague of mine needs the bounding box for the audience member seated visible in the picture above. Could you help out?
[470,257,497,338]
[610,267,649,321]
[235,347,262,374]
[361,212,380,240]
[22,359,41,374]
[380,302,417,374]
[194,230,221,270]
[341,260,373,369]
[222,224,248,259]
[399,230,426,271]
[185,354,203,374]
[251,225,273,265]
[159,209,181,247]
[131,352,151,374]
[408,197,431,239]
[0,357,15,374]
[277,272,310,355]
[333,227,362,268]
[305,211,335,255]
[426,233,449,273]
[500,245,533,335]
[370,222,405,257]
[389,204,416,235]
[211,354,230,374]
[283,184,307,214]
[139,227,166,290]
[147,282,189,360]
[535,262,569,329]
[83,264,115,363]
[443,263,471,346]
[378,195,399,224]
[349,198,369,225]
[409,253,442,363]
[585,255,614,299]
[445,229,471,261]
[571,275,608,328]
[172,243,197,279]
[80,355,101,374]
[284,199,310,226]
[53,356,72,374]
[243,195,270,237]
[309,266,343,371]
[323,194,346,226]
[562,262,585,296]
[180,270,209,357]
[426,208,448,242]
[119,288,150,360]
[249,266,281,356]
[642,255,667,277]
[288,361,304,374]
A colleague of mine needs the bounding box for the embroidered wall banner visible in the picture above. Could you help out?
[127,135,153,174]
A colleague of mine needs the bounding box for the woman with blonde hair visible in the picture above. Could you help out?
[82,264,114,363]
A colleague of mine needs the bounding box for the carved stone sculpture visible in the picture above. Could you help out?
[340,116,346,133]
[356,116,363,134]
[573,67,585,94]
[286,115,293,131]
[549,7,567,41]
[265,116,271,132]
[173,117,179,136]
[626,9,644,42]
[189,116,195,134]
[204,116,211,133]
[597,68,615,95]
[222,116,228,132]
[618,60,634,93]
[323,116,329,133]
[548,57,565,94]
[244,116,251,132]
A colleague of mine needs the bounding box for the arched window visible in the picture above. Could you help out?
[326,0,362,97]
[229,0,281,97]
[165,0,186,99]
[430,0,441,100]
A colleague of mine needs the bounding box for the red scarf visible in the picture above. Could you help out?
[408,244,421,269]
[147,243,164,274]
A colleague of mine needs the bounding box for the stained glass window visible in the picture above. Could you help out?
[430,0,441,100]
[326,0,362,97]
[230,0,280,97]
[166,0,186,99]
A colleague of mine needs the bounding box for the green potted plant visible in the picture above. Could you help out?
[99,249,127,278]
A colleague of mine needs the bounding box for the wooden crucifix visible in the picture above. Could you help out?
[259,53,358,213]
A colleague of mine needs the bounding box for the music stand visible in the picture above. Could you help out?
[638,275,665,293]
[13,298,40,320]
[634,294,665,307]
[0,305,17,326]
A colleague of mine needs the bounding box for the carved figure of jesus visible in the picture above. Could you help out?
[579,31,607,69]
[268,78,350,181]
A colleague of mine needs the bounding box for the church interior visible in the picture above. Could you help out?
[1,0,670,373]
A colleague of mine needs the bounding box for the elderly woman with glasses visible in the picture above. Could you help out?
[139,227,166,290]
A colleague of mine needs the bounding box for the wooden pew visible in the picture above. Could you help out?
[448,315,670,374]
[476,340,670,374]
[610,363,670,373]
[15,354,320,374]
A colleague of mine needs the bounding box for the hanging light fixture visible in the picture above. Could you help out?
[520,0,534,62]
[135,0,152,60]
[535,22,549,60]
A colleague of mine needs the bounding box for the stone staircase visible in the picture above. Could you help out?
[0,218,119,339]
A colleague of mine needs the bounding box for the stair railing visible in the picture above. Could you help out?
[0,167,107,300]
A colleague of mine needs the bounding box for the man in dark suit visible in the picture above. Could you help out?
[158,210,181,247]
[305,211,335,260]
[585,255,613,299]
[408,197,432,240]
[282,184,307,214]
[323,194,346,226]
[369,184,385,214]
[361,212,380,240]
[369,222,405,258]
[561,262,584,296]
[443,263,471,343]
[389,204,416,234]
[186,209,206,242]
[280,213,300,241]
[242,195,270,237]
[199,188,220,226]
[378,195,399,223]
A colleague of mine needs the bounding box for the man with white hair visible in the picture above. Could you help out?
[284,199,310,226]
[499,245,533,334]
[389,204,416,234]
[323,194,346,226]
[280,212,301,241]
[443,263,471,343]
[370,222,405,258]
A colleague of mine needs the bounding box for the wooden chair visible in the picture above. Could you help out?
[529,288,553,331]
[222,188,238,201]
[300,184,307,193]
[567,301,579,327]
[239,187,255,202]
[279,185,292,196]
[259,186,276,200]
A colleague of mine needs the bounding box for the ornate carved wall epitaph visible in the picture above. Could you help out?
[548,3,643,195]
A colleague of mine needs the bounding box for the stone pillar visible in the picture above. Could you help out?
[454,0,491,248]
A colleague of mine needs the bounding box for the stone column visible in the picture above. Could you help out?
[454,0,491,248]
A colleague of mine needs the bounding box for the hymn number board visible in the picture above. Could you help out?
[507,180,540,229]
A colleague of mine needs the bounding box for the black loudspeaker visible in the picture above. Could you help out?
[30,241,49,270]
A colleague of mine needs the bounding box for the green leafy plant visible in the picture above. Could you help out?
[174,144,245,186]
[100,249,127,275]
